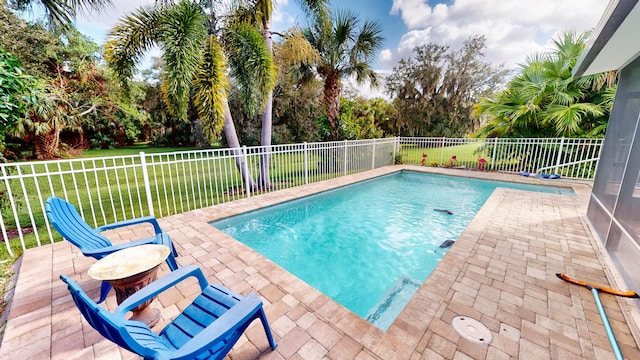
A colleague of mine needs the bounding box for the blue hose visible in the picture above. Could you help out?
[589,286,624,360]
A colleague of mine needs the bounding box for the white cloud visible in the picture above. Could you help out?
[390,0,433,28]
[379,49,393,64]
[387,0,608,70]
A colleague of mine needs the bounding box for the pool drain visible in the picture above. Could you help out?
[451,316,493,345]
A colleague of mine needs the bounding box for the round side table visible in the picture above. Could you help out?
[88,244,170,327]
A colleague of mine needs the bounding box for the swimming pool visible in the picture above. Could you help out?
[210,171,572,329]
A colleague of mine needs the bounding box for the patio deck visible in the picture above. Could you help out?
[1,165,639,359]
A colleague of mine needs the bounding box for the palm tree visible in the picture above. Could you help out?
[105,0,275,188]
[13,79,83,159]
[303,9,384,140]
[475,31,616,138]
[232,0,328,188]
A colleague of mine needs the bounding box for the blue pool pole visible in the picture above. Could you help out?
[589,286,624,360]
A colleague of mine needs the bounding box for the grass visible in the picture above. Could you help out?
[0,143,364,261]
[398,143,489,167]
[78,143,202,158]
[0,260,15,342]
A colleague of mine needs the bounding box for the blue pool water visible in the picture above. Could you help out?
[211,171,572,329]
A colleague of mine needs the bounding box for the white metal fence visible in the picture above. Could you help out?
[397,137,602,178]
[0,137,601,257]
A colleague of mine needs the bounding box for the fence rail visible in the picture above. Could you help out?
[0,137,601,257]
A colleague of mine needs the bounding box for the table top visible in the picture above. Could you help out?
[88,244,170,281]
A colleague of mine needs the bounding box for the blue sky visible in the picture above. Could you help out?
[22,0,610,97]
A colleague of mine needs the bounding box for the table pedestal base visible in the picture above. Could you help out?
[108,265,162,327]
[129,306,161,327]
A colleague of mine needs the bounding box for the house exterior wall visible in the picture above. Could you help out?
[588,55,640,292]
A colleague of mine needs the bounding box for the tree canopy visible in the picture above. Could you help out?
[1,3,149,159]
[302,8,385,140]
[386,35,507,137]
[0,47,31,151]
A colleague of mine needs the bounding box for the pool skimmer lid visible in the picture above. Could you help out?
[451,316,493,345]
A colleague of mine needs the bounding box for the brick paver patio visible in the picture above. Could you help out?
[1,165,639,359]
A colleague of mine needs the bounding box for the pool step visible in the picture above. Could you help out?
[365,275,421,330]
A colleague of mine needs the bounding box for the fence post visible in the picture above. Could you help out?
[139,152,155,217]
[440,137,446,166]
[393,137,398,164]
[242,146,251,198]
[554,137,565,174]
[371,139,376,170]
[304,142,309,185]
[344,140,348,176]
[0,166,17,256]
[491,138,498,170]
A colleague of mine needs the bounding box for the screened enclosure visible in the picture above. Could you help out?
[587,55,640,294]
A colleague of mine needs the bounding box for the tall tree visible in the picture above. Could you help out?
[386,35,506,137]
[302,9,384,140]
[474,31,616,138]
[232,0,328,188]
[105,0,275,188]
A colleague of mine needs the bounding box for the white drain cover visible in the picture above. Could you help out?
[451,316,493,345]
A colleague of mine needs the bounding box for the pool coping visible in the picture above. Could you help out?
[2,164,640,359]
[202,166,588,357]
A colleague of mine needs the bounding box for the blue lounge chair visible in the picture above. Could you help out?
[46,196,178,303]
[60,265,278,360]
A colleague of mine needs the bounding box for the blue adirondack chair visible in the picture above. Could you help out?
[60,265,278,360]
[46,196,179,303]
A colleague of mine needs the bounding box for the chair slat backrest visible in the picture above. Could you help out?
[60,275,134,348]
[46,197,112,256]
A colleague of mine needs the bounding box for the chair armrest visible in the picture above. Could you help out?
[114,265,208,317]
[170,293,263,360]
[83,237,159,258]
[97,216,163,235]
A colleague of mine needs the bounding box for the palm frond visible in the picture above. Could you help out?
[353,19,384,64]
[193,35,228,142]
[295,0,329,22]
[68,0,113,15]
[223,22,276,118]
[300,0,331,41]
[104,5,161,93]
[29,0,114,30]
[36,0,75,29]
[333,9,358,47]
[600,84,617,110]
[543,102,604,136]
[227,1,262,28]
[346,62,377,87]
[158,0,208,121]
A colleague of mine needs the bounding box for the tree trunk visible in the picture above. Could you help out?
[222,99,256,190]
[324,73,341,140]
[35,129,60,159]
[257,20,273,190]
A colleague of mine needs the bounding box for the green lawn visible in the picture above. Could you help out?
[398,142,490,167]
[78,143,203,158]
[0,144,356,261]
